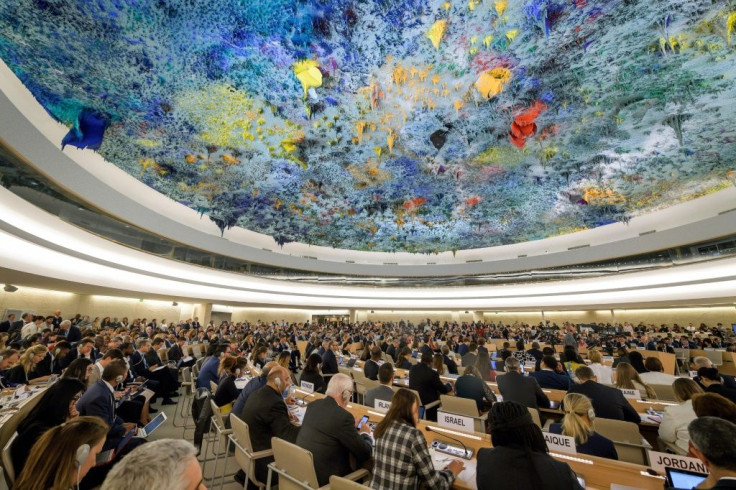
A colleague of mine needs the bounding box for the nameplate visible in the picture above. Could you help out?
[636,346,645,350]
[619,388,641,400]
[689,371,698,378]
[437,411,474,434]
[300,381,314,391]
[374,399,391,412]
[602,356,614,361]
[543,433,577,454]
[647,450,709,475]
[524,362,536,369]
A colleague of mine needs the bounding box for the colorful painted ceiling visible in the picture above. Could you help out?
[1,1,735,253]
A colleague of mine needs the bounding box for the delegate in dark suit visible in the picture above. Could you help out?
[363,359,380,381]
[296,396,372,486]
[321,348,339,375]
[567,380,641,423]
[76,380,138,450]
[409,361,450,421]
[364,384,395,409]
[496,372,550,410]
[65,325,82,343]
[529,370,571,390]
[241,384,301,484]
[476,446,584,490]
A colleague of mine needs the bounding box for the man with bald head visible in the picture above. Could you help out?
[240,365,301,485]
[233,360,278,420]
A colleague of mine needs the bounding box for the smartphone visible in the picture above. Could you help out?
[356,415,369,430]
[95,449,114,466]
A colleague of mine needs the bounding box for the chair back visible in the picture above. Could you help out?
[440,395,479,417]
[704,350,723,367]
[593,418,648,465]
[209,399,226,431]
[230,415,266,488]
[1,432,17,486]
[157,348,169,362]
[329,475,368,489]
[191,344,203,358]
[271,436,319,489]
[209,380,218,393]
[649,383,677,401]
[527,407,542,429]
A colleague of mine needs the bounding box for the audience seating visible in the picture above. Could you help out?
[439,395,488,433]
[228,415,272,489]
[201,400,233,487]
[649,384,677,402]
[0,433,17,486]
[329,475,369,489]
[407,388,440,420]
[527,407,542,429]
[267,436,368,490]
[593,418,651,465]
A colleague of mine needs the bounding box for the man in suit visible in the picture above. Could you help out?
[61,337,95,369]
[365,363,396,410]
[385,338,399,362]
[363,347,382,381]
[461,342,478,368]
[698,367,736,405]
[321,339,339,376]
[168,336,196,368]
[457,338,470,357]
[58,319,82,343]
[240,366,300,485]
[0,314,15,333]
[568,366,640,423]
[130,339,178,405]
[441,345,458,375]
[497,357,550,410]
[693,357,736,389]
[409,352,451,421]
[530,356,571,390]
[76,360,141,450]
[687,417,736,489]
[527,342,544,363]
[296,374,373,487]
[196,343,230,389]
[51,310,63,329]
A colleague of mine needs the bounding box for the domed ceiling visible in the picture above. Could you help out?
[1,0,735,254]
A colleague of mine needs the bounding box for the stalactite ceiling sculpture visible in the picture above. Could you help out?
[1,0,735,253]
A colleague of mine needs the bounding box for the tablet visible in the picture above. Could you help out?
[139,412,167,437]
[665,467,707,489]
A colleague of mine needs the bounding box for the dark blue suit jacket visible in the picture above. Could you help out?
[77,380,125,439]
[129,351,152,378]
[530,370,572,390]
[321,349,338,375]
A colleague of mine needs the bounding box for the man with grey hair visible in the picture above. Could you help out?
[496,357,550,410]
[296,373,372,486]
[687,417,736,489]
[100,439,205,490]
[692,356,736,389]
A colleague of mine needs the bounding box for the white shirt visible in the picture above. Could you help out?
[21,322,39,338]
[588,362,613,385]
[640,371,678,385]
[659,399,696,453]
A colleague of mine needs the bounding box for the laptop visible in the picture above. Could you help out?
[137,412,167,437]
[665,468,707,489]
[346,358,357,368]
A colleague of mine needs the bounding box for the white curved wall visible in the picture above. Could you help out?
[2,60,736,277]
[1,186,735,310]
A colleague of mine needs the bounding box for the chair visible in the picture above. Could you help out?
[202,400,233,487]
[329,475,369,488]
[673,349,689,375]
[191,344,203,359]
[527,407,542,429]
[210,380,218,393]
[158,347,169,363]
[173,367,196,429]
[1,433,17,486]
[228,415,272,489]
[704,350,723,368]
[439,395,488,433]
[649,383,677,402]
[407,389,440,420]
[266,437,368,490]
[593,418,651,465]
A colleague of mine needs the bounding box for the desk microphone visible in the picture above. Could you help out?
[425,426,472,459]
[297,390,314,406]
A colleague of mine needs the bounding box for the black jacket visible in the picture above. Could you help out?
[241,385,301,483]
[497,371,550,410]
[409,362,450,408]
[476,446,584,490]
[567,381,641,423]
[299,371,327,394]
[364,359,380,380]
[705,384,736,405]
[321,349,339,375]
[296,397,372,486]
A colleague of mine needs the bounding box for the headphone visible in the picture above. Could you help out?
[75,444,90,468]
[565,408,595,421]
[115,374,124,385]
[342,389,351,404]
[274,377,282,389]
[235,368,241,376]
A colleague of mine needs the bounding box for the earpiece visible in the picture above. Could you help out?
[342,390,351,404]
[274,377,282,389]
[75,444,90,468]
[115,375,124,385]
[587,407,595,421]
[235,368,241,376]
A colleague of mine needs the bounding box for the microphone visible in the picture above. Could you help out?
[296,389,314,406]
[425,426,472,459]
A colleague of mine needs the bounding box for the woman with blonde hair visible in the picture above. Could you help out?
[615,362,656,399]
[14,416,108,490]
[7,344,50,385]
[659,378,703,453]
[549,393,618,459]
[432,353,446,376]
[586,349,613,385]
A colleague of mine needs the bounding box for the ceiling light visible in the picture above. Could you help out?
[3,284,18,293]
[172,301,178,306]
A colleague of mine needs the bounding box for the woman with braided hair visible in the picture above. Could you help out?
[476,401,584,490]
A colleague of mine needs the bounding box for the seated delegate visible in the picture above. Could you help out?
[549,393,618,459]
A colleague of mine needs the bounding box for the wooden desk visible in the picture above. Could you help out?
[293,388,666,490]
[639,351,676,375]
[722,351,736,375]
